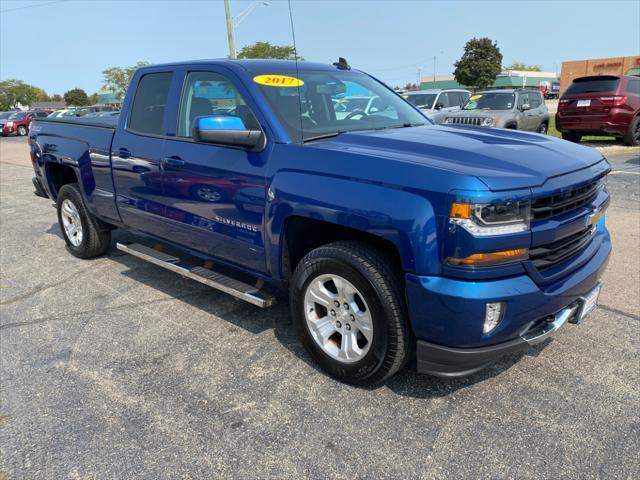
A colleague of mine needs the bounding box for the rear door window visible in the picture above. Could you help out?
[128,72,173,135]
[565,77,620,95]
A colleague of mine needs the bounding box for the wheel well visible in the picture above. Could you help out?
[283,216,403,278]
[505,123,517,129]
[47,163,78,197]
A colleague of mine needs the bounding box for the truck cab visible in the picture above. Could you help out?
[29,59,611,385]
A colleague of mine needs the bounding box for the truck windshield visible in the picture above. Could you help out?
[252,69,428,142]
[462,93,516,111]
[404,93,437,109]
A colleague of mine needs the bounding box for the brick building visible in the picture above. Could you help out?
[560,55,640,94]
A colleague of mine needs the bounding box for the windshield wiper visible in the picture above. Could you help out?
[375,123,425,130]
[302,131,346,143]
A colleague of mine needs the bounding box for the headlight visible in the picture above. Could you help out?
[481,117,495,127]
[6,121,13,127]
[450,201,530,236]
[444,117,454,124]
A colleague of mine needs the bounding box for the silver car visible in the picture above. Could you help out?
[444,89,550,133]
[403,89,471,124]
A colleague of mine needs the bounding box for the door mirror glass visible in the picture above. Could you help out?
[193,115,264,150]
[520,103,531,111]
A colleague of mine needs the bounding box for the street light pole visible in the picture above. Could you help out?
[224,1,269,59]
[224,0,236,59]
[433,56,437,87]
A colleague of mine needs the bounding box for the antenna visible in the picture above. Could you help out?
[287,0,304,142]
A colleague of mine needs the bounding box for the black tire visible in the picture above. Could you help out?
[623,116,640,146]
[290,241,411,386]
[56,183,111,259]
[562,131,582,143]
[537,122,548,135]
[17,125,27,136]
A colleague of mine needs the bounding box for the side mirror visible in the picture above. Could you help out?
[192,115,265,151]
[520,103,531,111]
[368,107,380,114]
[434,103,444,110]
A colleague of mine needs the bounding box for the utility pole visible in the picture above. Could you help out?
[417,68,421,88]
[224,0,236,59]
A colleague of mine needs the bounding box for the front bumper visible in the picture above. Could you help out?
[407,228,611,377]
[416,299,587,377]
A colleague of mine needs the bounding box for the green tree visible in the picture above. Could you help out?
[506,61,542,72]
[50,93,63,102]
[237,41,302,60]
[101,61,148,101]
[0,79,48,110]
[88,92,99,105]
[64,88,89,106]
[454,37,503,89]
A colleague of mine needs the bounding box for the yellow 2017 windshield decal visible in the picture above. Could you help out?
[253,75,304,87]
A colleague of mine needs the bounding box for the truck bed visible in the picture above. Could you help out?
[35,116,118,129]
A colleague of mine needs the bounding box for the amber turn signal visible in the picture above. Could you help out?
[448,248,529,266]
[450,202,471,219]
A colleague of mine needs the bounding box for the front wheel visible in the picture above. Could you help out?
[537,122,548,135]
[17,125,27,136]
[290,241,411,386]
[57,183,111,259]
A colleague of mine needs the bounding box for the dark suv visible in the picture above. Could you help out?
[556,75,640,146]
[0,110,50,136]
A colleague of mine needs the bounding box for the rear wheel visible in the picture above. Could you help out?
[562,131,582,143]
[290,241,411,386]
[623,116,640,146]
[57,183,111,259]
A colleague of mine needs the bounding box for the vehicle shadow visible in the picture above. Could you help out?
[50,225,554,399]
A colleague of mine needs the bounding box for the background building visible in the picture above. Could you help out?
[560,55,640,94]
[419,70,558,91]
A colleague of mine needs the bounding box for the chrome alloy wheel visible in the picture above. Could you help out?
[61,199,83,247]
[195,186,222,202]
[304,274,374,363]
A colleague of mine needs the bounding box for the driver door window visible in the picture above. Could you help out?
[177,71,259,138]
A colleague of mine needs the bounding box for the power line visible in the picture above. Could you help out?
[0,0,70,14]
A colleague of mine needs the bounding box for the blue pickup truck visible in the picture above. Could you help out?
[29,59,611,385]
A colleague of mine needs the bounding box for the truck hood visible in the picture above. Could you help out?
[309,125,604,190]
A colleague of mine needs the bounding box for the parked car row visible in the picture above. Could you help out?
[0,107,121,137]
[397,74,639,146]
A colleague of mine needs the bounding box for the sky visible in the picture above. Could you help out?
[1,0,639,95]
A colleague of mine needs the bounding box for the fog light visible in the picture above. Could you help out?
[484,302,505,334]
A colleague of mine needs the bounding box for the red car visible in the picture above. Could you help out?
[0,110,51,136]
[556,75,640,146]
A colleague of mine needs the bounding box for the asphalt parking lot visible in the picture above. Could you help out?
[1,136,639,479]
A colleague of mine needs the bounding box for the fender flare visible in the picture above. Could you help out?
[265,171,441,279]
